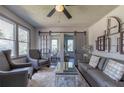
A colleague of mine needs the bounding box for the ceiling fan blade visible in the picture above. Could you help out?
[47,8,56,17]
[63,7,72,19]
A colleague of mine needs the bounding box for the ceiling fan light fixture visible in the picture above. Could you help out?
[55,5,64,12]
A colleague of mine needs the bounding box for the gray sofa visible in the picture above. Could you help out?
[0,50,33,87]
[27,49,50,70]
[78,56,124,87]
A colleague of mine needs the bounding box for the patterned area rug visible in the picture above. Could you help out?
[28,67,89,87]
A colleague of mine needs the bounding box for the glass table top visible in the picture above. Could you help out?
[55,62,78,75]
[55,62,89,87]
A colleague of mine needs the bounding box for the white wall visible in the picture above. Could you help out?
[88,6,124,61]
[0,6,37,49]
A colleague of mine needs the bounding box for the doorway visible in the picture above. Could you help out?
[64,33,75,62]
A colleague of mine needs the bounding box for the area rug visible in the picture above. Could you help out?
[28,67,89,87]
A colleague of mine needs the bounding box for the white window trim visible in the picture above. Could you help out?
[0,14,31,58]
[18,25,30,56]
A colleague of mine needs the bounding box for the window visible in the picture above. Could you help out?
[0,15,30,57]
[18,26,29,56]
[67,39,74,52]
[0,17,15,56]
[51,39,58,55]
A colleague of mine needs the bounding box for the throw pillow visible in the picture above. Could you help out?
[103,59,124,81]
[97,58,106,70]
[89,55,100,68]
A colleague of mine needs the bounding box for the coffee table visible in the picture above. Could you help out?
[55,62,89,87]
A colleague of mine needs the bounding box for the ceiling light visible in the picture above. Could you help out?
[55,5,64,12]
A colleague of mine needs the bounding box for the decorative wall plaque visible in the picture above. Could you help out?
[107,16,121,35]
[109,33,120,53]
[105,37,111,52]
[95,16,122,53]
[120,32,124,54]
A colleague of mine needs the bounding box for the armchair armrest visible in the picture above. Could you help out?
[11,62,32,69]
[0,69,29,87]
[0,69,28,75]
[27,55,38,62]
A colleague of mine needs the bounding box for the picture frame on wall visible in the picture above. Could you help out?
[107,16,121,35]
[120,32,124,54]
[109,33,120,53]
[105,37,111,52]
[95,40,98,50]
[97,35,105,51]
[96,16,121,53]
[117,37,120,52]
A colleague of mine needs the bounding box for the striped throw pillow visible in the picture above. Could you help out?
[89,55,100,68]
[103,59,124,81]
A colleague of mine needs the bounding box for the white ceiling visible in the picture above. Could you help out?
[4,5,118,28]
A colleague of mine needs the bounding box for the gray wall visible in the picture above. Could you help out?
[88,6,124,61]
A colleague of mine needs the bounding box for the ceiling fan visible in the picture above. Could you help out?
[47,5,72,19]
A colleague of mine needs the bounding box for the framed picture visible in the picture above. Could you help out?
[109,33,120,53]
[120,32,124,54]
[97,35,105,51]
[105,37,111,52]
[107,16,121,35]
[95,40,98,50]
[117,37,120,52]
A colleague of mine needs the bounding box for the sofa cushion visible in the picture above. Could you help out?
[79,62,94,72]
[87,69,120,87]
[103,59,124,81]
[97,58,106,70]
[89,55,100,68]
[121,75,124,81]
[12,67,33,77]
[0,51,10,71]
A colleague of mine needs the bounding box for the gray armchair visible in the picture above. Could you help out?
[0,50,33,87]
[27,49,50,70]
